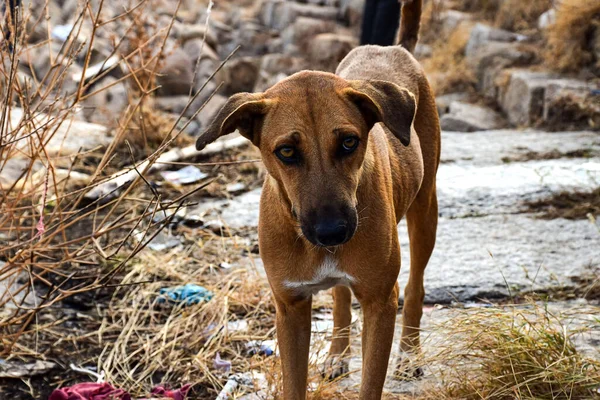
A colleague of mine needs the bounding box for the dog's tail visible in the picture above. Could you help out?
[396,0,422,54]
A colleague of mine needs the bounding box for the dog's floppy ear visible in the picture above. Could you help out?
[343,80,416,146]
[195,92,272,151]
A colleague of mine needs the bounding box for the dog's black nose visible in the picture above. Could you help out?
[314,220,349,246]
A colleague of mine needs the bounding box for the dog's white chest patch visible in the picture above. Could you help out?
[284,257,355,295]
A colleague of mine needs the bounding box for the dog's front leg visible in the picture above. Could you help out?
[357,282,399,400]
[275,295,312,400]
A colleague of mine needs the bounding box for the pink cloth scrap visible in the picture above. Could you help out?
[48,382,131,400]
[49,382,191,400]
[149,384,191,400]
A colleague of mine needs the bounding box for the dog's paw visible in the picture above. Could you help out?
[394,357,424,381]
[321,355,349,381]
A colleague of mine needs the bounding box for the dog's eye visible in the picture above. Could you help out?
[275,146,298,163]
[341,137,359,153]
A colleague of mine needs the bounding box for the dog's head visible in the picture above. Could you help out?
[196,71,416,247]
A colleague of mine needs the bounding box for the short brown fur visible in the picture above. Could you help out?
[196,24,439,400]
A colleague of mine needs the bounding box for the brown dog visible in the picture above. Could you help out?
[196,1,439,398]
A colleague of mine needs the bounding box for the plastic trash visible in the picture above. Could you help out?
[245,340,276,357]
[226,319,249,333]
[160,166,208,185]
[213,352,232,373]
[158,284,213,305]
[51,25,74,42]
[135,230,181,251]
[216,373,253,400]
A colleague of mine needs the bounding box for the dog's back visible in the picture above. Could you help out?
[336,0,440,221]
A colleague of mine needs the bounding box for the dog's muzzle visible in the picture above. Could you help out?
[301,206,357,247]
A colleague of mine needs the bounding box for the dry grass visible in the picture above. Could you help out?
[423,303,600,399]
[545,0,600,73]
[419,0,446,45]
[523,188,600,220]
[454,0,500,22]
[495,0,552,31]
[421,23,476,95]
[454,0,551,31]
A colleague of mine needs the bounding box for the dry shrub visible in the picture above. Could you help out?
[454,0,500,22]
[425,303,600,399]
[420,0,446,44]
[545,0,600,73]
[0,0,212,367]
[543,90,600,131]
[495,0,553,31]
[421,23,476,95]
[453,0,552,30]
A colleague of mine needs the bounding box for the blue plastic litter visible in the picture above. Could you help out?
[246,340,276,356]
[158,284,213,305]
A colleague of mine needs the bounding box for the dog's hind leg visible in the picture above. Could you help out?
[398,181,438,377]
[323,286,352,379]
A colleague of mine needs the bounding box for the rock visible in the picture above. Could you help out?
[440,101,506,132]
[441,10,474,35]
[8,107,110,157]
[222,57,260,94]
[593,25,600,68]
[181,119,201,136]
[414,44,432,59]
[543,79,599,131]
[182,39,222,91]
[204,220,228,236]
[19,42,63,79]
[220,20,271,58]
[260,53,307,75]
[307,0,339,6]
[255,72,289,93]
[338,0,364,26]
[259,1,339,31]
[501,71,599,129]
[468,42,536,99]
[308,33,358,72]
[157,48,195,96]
[0,158,43,188]
[501,70,558,127]
[441,130,600,166]
[154,95,191,115]
[82,76,129,126]
[435,92,470,116]
[196,94,227,129]
[465,23,528,59]
[538,9,556,30]
[0,360,56,378]
[281,17,336,54]
[209,19,234,44]
[187,80,220,118]
[255,54,307,91]
[267,37,285,54]
[172,22,218,49]
[183,39,220,63]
